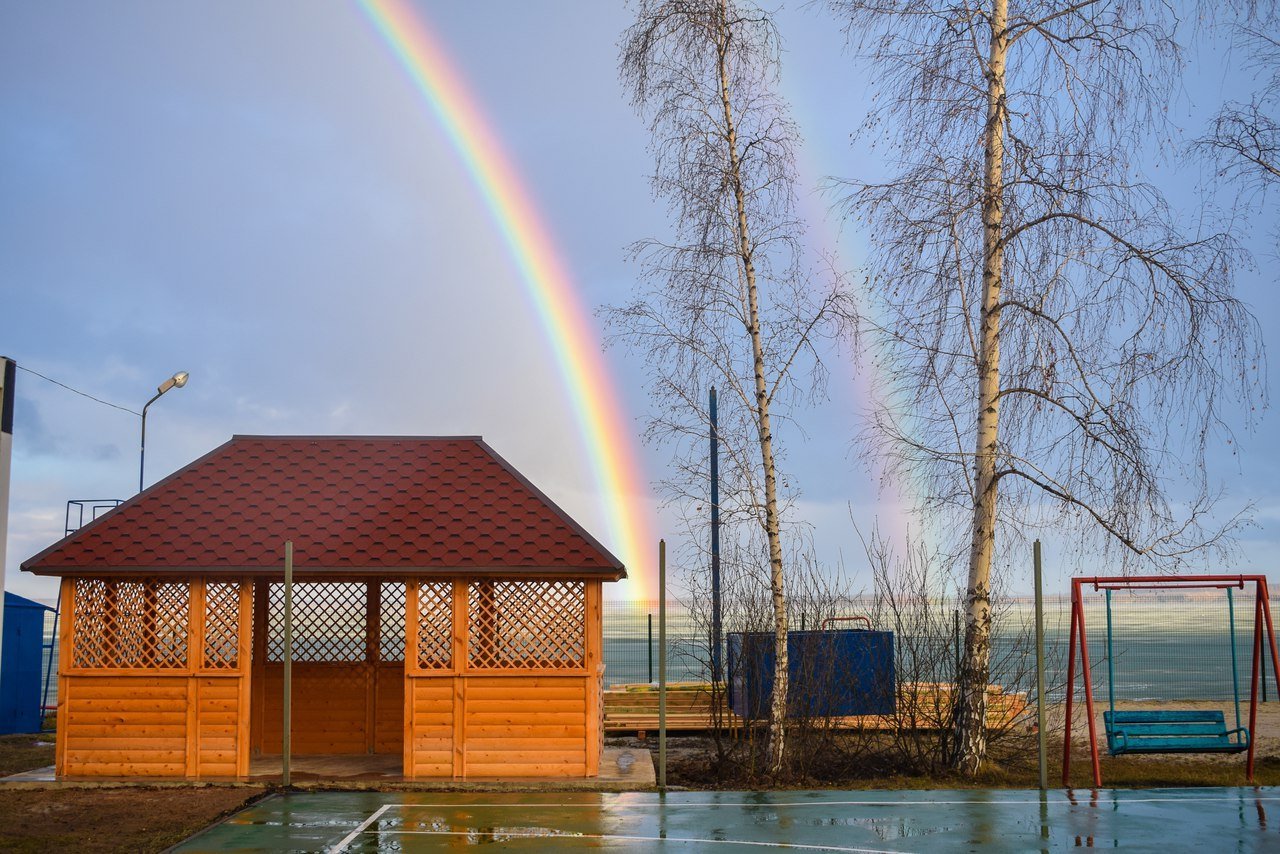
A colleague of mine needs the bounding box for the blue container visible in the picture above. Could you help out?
[0,592,54,734]
[727,629,895,719]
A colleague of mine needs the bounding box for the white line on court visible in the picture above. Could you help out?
[328,803,391,854]
[357,793,1280,809]
[368,829,907,852]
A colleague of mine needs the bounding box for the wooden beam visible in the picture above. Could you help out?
[365,581,379,754]
[236,579,253,777]
[403,580,419,779]
[250,579,268,755]
[186,580,206,779]
[185,674,199,779]
[55,578,74,777]
[452,581,467,779]
[584,579,602,777]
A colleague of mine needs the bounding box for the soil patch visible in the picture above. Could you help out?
[0,787,264,854]
[625,700,1280,789]
[0,734,55,777]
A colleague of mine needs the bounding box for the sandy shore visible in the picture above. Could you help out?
[1056,699,1280,762]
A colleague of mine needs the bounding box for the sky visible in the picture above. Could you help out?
[1,1,1276,606]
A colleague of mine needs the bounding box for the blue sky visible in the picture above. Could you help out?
[1,1,1275,604]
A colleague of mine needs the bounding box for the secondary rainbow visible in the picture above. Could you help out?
[358,0,656,600]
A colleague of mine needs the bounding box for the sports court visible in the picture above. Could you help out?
[174,787,1280,852]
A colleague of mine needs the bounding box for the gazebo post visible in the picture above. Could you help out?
[282,541,293,787]
[365,580,380,754]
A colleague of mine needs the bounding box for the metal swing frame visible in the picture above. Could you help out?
[1062,575,1280,787]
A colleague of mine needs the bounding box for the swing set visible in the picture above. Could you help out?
[1063,575,1280,787]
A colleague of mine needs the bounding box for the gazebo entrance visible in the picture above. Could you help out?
[248,575,603,780]
[249,580,406,769]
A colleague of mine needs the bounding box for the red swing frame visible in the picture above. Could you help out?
[1062,574,1280,788]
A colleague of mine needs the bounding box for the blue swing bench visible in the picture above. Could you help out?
[1103,709,1250,756]
[1101,585,1252,757]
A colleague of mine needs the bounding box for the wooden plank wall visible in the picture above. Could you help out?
[403,578,604,780]
[59,574,606,780]
[464,676,588,776]
[255,663,404,755]
[57,578,252,779]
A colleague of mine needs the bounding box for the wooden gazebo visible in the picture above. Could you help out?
[21,435,625,780]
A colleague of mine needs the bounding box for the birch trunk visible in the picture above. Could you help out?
[952,0,1007,774]
[714,0,790,775]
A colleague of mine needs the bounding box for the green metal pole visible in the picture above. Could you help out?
[658,539,667,792]
[1033,540,1047,791]
[282,540,293,787]
[1106,588,1115,723]
[1229,587,1242,734]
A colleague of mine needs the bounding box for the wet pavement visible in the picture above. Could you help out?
[173,787,1280,852]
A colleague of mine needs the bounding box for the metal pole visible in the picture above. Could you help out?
[1262,628,1269,704]
[648,613,653,683]
[0,358,15,677]
[1034,540,1047,791]
[710,387,722,684]
[138,391,162,493]
[659,539,667,792]
[282,540,293,787]
[40,606,59,730]
[954,609,961,678]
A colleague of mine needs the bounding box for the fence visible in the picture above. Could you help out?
[35,592,1280,719]
[599,595,1280,702]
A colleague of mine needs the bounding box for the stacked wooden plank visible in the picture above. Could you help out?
[603,683,741,736]
[602,681,1030,737]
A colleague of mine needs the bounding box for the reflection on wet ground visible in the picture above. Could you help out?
[175,787,1280,852]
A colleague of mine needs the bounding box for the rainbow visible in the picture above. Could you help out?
[357,0,656,600]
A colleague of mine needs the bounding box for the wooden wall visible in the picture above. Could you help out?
[58,574,607,781]
[254,663,403,755]
[403,578,604,779]
[56,578,252,779]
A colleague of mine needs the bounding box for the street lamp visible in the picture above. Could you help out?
[139,370,188,493]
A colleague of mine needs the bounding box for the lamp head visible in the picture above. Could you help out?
[156,370,190,395]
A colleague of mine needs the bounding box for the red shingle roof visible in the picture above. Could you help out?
[22,436,625,578]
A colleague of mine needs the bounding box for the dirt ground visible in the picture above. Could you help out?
[619,700,1280,789]
[0,787,263,854]
[0,734,54,777]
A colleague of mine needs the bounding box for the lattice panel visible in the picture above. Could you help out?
[467,580,585,670]
[380,582,406,662]
[267,582,366,663]
[203,581,241,670]
[72,578,189,669]
[416,581,453,670]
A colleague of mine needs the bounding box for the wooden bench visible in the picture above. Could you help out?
[1103,709,1249,755]
[602,681,1030,737]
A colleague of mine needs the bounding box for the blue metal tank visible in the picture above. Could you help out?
[0,592,55,734]
[727,628,895,719]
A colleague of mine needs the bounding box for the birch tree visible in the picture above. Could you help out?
[1200,24,1280,228]
[830,0,1266,773]
[615,0,852,775]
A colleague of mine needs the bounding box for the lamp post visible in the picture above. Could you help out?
[139,370,188,493]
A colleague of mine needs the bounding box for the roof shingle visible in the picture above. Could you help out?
[22,435,625,578]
